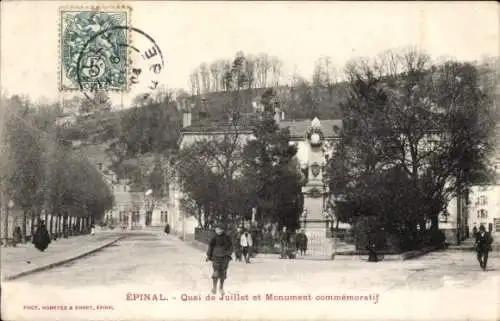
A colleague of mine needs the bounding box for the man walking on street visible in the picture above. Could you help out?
[280,226,288,259]
[475,225,493,271]
[206,223,233,295]
[240,229,253,263]
[232,227,243,262]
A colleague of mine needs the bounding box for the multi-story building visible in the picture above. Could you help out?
[467,126,500,237]
[75,142,171,229]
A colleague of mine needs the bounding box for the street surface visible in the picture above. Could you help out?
[2,231,499,321]
[1,231,126,279]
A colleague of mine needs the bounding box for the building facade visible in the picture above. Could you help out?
[75,142,170,230]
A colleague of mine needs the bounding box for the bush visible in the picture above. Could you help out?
[353,216,384,251]
[424,229,446,248]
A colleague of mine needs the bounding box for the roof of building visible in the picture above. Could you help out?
[181,117,343,138]
[280,119,343,138]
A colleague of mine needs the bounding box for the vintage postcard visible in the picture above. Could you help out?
[1,1,499,321]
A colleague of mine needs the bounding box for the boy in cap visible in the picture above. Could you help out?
[206,223,233,294]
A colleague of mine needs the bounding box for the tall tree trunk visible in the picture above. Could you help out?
[49,213,54,236]
[22,210,27,242]
[56,214,61,236]
[63,211,68,238]
[30,210,36,239]
[1,192,7,245]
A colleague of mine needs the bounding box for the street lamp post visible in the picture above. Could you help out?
[4,200,15,246]
[182,211,187,241]
[144,189,154,229]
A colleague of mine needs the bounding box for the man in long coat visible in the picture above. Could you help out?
[33,220,51,252]
[475,225,493,271]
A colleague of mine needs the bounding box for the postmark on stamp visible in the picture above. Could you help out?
[59,6,131,92]
[77,26,165,97]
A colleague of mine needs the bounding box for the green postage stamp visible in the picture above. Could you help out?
[59,5,131,92]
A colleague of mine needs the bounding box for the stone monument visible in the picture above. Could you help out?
[299,117,332,258]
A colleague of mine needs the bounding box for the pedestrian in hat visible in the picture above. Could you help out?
[33,220,51,252]
[475,225,493,271]
[206,223,233,295]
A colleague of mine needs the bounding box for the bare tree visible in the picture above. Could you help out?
[245,54,256,89]
[256,53,271,88]
[210,61,221,92]
[189,71,197,96]
[199,63,211,93]
[189,69,201,96]
[332,47,496,236]
[270,56,284,87]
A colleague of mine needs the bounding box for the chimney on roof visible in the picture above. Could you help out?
[199,97,209,119]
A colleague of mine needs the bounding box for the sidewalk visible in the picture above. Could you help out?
[1,232,127,281]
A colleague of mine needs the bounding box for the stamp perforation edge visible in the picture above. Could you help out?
[58,3,133,95]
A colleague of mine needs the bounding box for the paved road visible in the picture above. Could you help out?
[2,231,499,321]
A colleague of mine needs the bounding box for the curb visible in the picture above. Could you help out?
[2,235,128,281]
[333,246,442,261]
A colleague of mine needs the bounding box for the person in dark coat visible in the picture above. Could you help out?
[206,223,233,295]
[33,220,51,252]
[475,225,493,271]
[288,232,297,259]
[279,227,288,259]
[472,226,478,239]
[366,230,379,262]
[164,223,171,234]
[13,226,22,247]
[232,227,243,262]
[296,229,308,256]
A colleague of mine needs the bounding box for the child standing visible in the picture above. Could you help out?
[206,223,233,294]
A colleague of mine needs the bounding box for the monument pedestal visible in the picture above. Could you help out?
[301,221,332,259]
[301,185,332,259]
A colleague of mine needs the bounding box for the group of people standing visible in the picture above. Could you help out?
[280,227,308,259]
[232,227,253,263]
[206,223,309,295]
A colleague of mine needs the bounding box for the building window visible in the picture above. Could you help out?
[161,211,168,223]
[97,162,103,171]
[479,196,487,205]
[477,209,488,219]
[440,210,449,223]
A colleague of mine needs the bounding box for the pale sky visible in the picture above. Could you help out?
[1,1,499,107]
